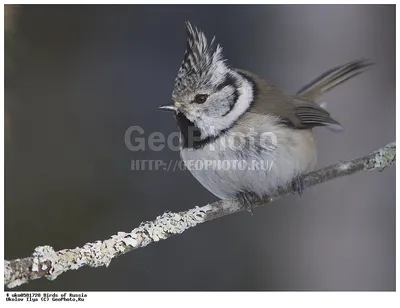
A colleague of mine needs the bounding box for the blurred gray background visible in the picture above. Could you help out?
[5,5,395,291]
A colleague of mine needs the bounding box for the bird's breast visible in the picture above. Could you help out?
[180,118,317,199]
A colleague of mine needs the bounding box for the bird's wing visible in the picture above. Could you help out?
[236,69,343,131]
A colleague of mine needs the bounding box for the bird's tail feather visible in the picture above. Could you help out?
[296,59,374,101]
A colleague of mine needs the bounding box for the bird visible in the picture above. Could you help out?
[160,22,373,214]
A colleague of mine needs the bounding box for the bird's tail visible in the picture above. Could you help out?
[296,59,374,101]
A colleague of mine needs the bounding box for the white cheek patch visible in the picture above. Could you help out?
[194,71,254,138]
[203,86,235,117]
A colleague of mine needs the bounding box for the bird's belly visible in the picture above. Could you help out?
[180,128,317,200]
[181,147,252,199]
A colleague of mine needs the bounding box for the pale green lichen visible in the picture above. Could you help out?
[5,206,210,287]
[131,206,208,244]
[32,245,62,280]
[4,260,27,288]
[367,142,396,171]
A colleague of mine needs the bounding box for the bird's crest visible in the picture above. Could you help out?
[173,22,228,95]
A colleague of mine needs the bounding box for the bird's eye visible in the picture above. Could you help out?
[194,94,208,104]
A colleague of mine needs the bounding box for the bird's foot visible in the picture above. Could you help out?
[292,176,305,196]
[237,191,258,215]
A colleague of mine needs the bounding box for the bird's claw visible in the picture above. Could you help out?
[292,176,305,196]
[237,192,257,215]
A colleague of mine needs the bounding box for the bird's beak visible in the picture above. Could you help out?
[159,104,178,112]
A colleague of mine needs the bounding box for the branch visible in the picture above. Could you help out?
[4,142,396,288]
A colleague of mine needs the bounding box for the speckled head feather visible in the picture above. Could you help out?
[173,22,228,99]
